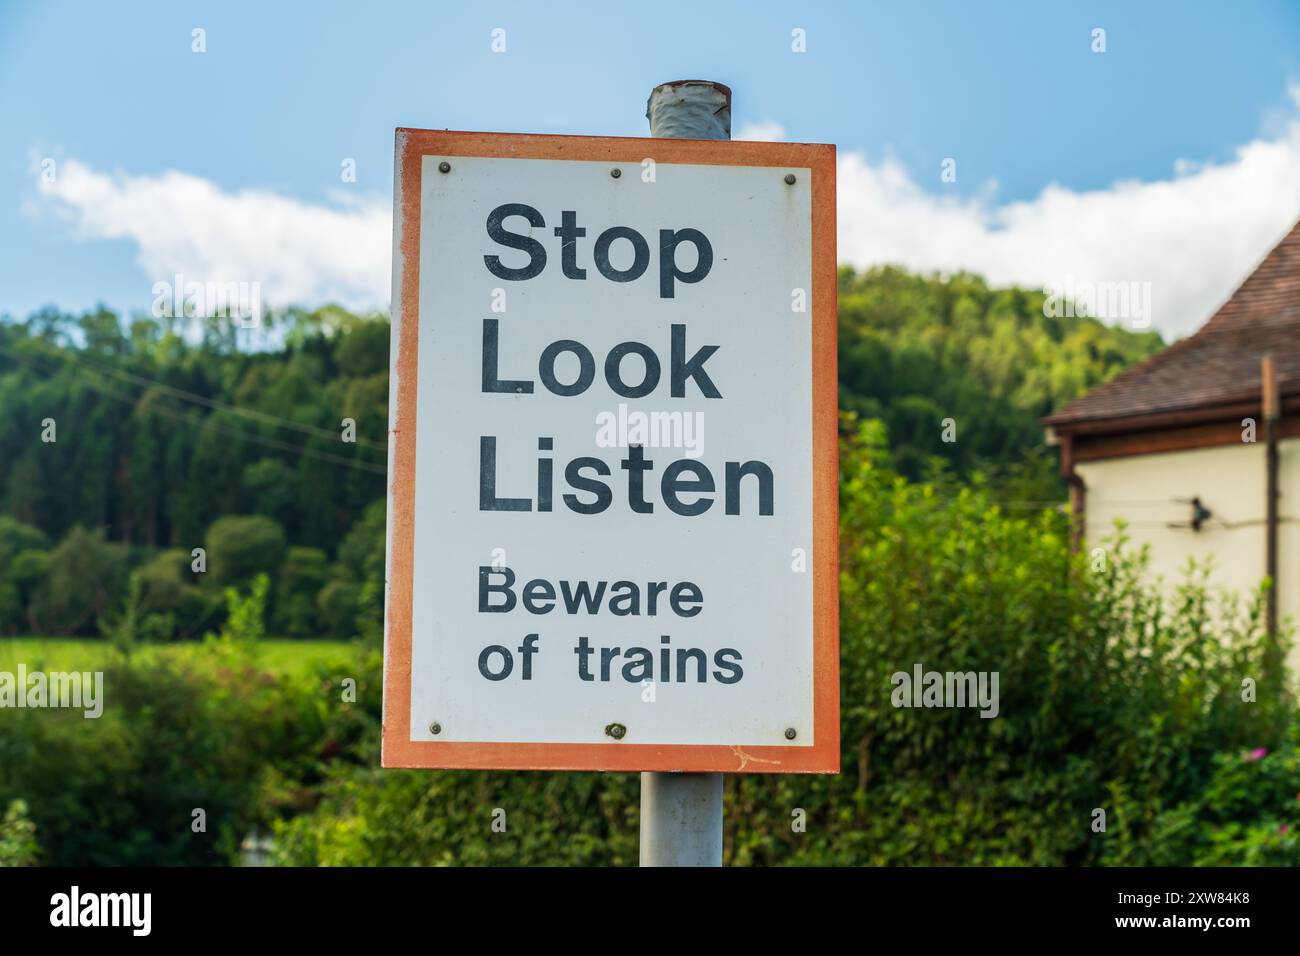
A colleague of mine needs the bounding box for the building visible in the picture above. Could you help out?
[1043,221,1300,674]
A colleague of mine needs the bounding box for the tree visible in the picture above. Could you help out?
[29,526,127,635]
[205,515,286,587]
[273,546,330,637]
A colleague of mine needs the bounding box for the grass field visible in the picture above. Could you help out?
[0,637,358,676]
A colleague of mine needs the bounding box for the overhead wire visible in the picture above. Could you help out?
[9,339,388,451]
[4,347,388,477]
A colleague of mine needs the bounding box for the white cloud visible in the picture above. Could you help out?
[36,160,391,312]
[34,88,1300,336]
[837,87,1300,336]
[735,120,787,142]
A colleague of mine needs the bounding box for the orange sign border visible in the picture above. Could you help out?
[382,128,839,773]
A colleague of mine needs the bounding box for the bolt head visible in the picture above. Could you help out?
[438,161,451,174]
[784,173,796,185]
[784,727,797,740]
[605,722,627,740]
[610,168,622,179]
[429,721,442,735]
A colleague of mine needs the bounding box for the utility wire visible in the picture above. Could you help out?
[6,341,388,451]
[10,349,388,477]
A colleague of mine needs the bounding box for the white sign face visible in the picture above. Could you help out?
[384,130,838,773]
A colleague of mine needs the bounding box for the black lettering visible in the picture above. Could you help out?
[563,457,612,514]
[560,578,608,614]
[478,645,514,680]
[659,228,713,298]
[621,444,655,514]
[553,210,587,279]
[676,647,707,683]
[522,578,556,613]
[478,565,517,612]
[604,341,660,398]
[670,581,703,617]
[608,581,640,616]
[621,647,653,682]
[481,319,533,394]
[594,226,650,282]
[600,645,621,681]
[662,459,715,516]
[540,340,596,396]
[574,637,594,681]
[480,437,531,511]
[484,203,547,281]
[725,460,774,515]
[646,581,668,615]
[713,648,743,684]
[670,324,721,398]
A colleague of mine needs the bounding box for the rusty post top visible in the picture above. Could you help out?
[646,80,732,140]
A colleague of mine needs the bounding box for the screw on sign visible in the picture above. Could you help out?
[383,81,839,867]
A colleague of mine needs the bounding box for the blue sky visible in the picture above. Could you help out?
[2,0,1299,334]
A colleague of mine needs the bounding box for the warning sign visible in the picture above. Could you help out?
[383,129,838,772]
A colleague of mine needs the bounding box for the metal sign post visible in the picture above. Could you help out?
[639,80,732,868]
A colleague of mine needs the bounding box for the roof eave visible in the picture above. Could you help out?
[1043,391,1300,437]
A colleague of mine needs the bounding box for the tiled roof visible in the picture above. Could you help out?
[1044,219,1300,430]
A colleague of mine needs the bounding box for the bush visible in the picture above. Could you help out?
[29,526,126,635]
[128,548,219,640]
[274,547,330,637]
[0,516,46,559]
[271,767,640,867]
[0,518,47,633]
[0,638,368,866]
[3,419,1288,866]
[268,419,1292,866]
[0,800,39,866]
[316,580,360,640]
[1115,726,1300,866]
[213,574,271,644]
[205,515,286,587]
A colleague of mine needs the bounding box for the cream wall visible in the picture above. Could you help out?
[1077,437,1300,678]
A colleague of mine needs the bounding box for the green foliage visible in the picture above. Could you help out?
[271,768,640,867]
[214,574,271,644]
[0,516,46,565]
[816,418,1290,864]
[0,799,39,866]
[5,417,1284,867]
[0,543,49,634]
[0,642,360,866]
[264,420,1291,867]
[836,266,1163,494]
[0,279,1162,641]
[0,637,354,678]
[127,548,218,639]
[316,580,360,640]
[205,516,286,588]
[337,498,387,645]
[0,306,388,640]
[1104,728,1300,866]
[28,526,126,635]
[0,283,1282,866]
[274,547,330,637]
